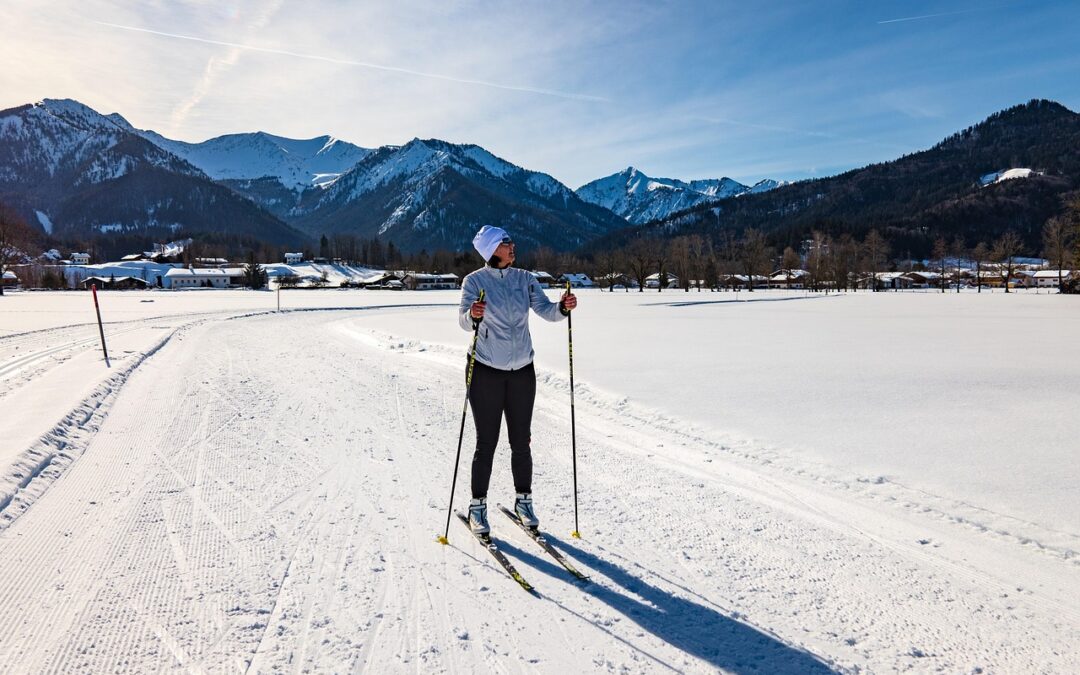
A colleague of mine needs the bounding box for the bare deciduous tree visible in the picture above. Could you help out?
[739,228,769,292]
[932,237,948,293]
[992,231,1024,293]
[971,242,990,293]
[687,235,709,292]
[668,236,692,292]
[778,246,801,290]
[1042,216,1073,291]
[805,231,829,291]
[950,236,966,293]
[862,229,889,292]
[626,238,654,293]
[0,203,35,295]
[654,239,670,292]
[831,234,859,292]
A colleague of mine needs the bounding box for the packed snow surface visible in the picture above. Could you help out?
[0,288,1077,673]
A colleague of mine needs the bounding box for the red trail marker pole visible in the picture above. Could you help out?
[91,284,111,368]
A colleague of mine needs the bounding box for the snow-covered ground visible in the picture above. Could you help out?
[0,288,1077,672]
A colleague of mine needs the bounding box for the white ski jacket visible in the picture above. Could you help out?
[458,266,566,371]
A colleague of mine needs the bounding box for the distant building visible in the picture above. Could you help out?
[355,271,403,288]
[718,274,768,289]
[70,252,90,265]
[530,271,557,288]
[645,273,679,289]
[559,273,595,288]
[769,269,809,289]
[403,273,459,290]
[1032,270,1074,288]
[903,271,942,288]
[164,268,230,289]
[80,275,150,290]
[284,252,304,265]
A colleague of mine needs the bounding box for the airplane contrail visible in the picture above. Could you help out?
[94,21,608,103]
[877,8,989,24]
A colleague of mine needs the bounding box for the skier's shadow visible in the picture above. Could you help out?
[498,537,836,674]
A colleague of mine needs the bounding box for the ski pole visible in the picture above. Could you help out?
[566,281,580,538]
[438,289,485,545]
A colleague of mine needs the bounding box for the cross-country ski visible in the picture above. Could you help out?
[498,504,590,582]
[455,513,536,594]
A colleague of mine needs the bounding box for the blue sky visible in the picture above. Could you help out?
[2,1,1077,188]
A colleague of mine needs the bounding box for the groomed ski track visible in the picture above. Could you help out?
[0,306,1076,673]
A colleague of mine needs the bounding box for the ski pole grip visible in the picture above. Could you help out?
[472,289,486,324]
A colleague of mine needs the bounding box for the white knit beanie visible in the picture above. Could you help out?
[472,225,510,261]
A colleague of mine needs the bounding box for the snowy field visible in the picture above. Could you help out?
[0,287,1077,673]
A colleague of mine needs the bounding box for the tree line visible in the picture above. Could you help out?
[3,193,1079,294]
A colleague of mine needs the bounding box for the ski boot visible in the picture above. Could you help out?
[514,493,539,530]
[468,497,490,535]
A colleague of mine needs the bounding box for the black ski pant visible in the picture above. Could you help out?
[468,360,535,499]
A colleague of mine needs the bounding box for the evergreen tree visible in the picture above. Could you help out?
[243,251,267,290]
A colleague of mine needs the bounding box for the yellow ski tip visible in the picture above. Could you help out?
[571,530,581,539]
[437,535,449,545]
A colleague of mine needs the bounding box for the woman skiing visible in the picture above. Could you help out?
[458,225,577,534]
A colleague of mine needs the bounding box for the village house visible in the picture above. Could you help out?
[718,274,769,289]
[768,269,809,289]
[1012,269,1038,287]
[559,273,595,288]
[596,272,636,290]
[164,268,229,289]
[402,273,459,290]
[355,271,403,289]
[974,271,1006,288]
[80,275,151,290]
[70,252,90,265]
[530,271,557,288]
[221,267,249,287]
[1031,270,1075,288]
[284,252,304,265]
[903,271,942,288]
[644,273,679,289]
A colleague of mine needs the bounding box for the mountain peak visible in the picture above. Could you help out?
[35,98,128,133]
[577,167,772,224]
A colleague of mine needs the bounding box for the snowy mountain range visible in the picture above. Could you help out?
[118,125,372,221]
[0,99,629,252]
[576,167,786,224]
[289,138,626,251]
[124,129,371,191]
[0,99,303,245]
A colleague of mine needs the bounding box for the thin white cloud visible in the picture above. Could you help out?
[170,1,284,130]
[93,20,608,103]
